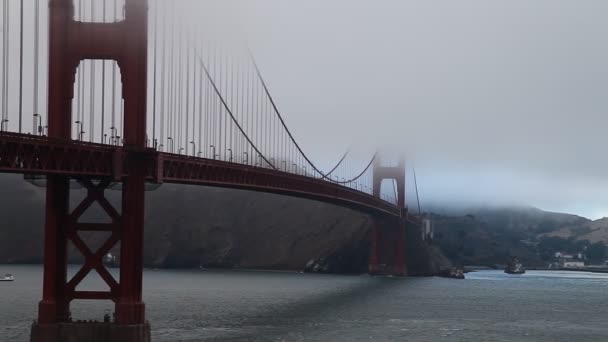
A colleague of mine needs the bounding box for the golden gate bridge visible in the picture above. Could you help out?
[0,1,420,341]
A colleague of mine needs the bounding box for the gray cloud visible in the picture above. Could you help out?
[3,0,607,218]
[224,0,608,218]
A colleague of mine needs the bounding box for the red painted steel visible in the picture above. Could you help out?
[371,158,407,276]
[0,132,402,217]
[369,220,379,274]
[64,179,121,305]
[160,154,400,216]
[38,0,150,325]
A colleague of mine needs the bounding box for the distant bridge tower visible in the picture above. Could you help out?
[370,157,407,276]
[31,0,151,341]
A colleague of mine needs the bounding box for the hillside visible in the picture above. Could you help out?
[431,205,597,266]
[4,173,600,271]
[0,174,448,275]
[542,217,608,244]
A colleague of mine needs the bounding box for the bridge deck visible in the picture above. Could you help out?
[0,132,400,217]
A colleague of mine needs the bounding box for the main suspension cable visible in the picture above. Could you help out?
[196,54,276,170]
[248,50,365,183]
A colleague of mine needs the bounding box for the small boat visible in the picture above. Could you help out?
[504,257,525,274]
[0,273,14,282]
[104,253,118,268]
[439,266,465,279]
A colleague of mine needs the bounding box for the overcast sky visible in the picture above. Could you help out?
[213,0,608,218]
[3,0,608,219]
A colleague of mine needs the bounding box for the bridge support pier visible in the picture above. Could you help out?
[368,214,407,276]
[369,157,407,276]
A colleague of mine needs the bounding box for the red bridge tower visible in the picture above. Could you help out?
[31,0,151,341]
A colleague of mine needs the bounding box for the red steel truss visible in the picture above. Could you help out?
[0,131,400,217]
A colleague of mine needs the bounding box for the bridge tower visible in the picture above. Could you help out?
[370,158,407,276]
[31,0,150,341]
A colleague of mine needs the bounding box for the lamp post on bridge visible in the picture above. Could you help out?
[243,151,248,164]
[178,147,184,155]
[0,119,8,131]
[227,148,232,162]
[190,141,196,157]
[167,137,173,153]
[74,120,84,141]
[292,163,297,174]
[33,113,40,135]
[110,126,117,143]
[74,120,81,140]
[281,160,286,171]
[210,145,216,160]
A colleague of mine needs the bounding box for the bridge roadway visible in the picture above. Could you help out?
[0,131,400,217]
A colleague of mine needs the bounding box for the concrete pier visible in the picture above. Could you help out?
[30,322,151,342]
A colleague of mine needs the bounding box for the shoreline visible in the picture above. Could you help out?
[464,265,608,274]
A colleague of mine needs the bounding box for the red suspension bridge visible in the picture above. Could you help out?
[0,1,419,341]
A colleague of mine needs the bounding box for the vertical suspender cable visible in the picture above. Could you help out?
[1,0,4,131]
[212,43,217,157]
[177,26,183,153]
[76,0,82,139]
[237,53,242,160]
[159,0,166,150]
[204,44,209,157]
[218,45,223,159]
[1,0,6,131]
[191,34,196,155]
[223,47,228,159]
[15,0,24,132]
[80,1,86,139]
[5,0,10,131]
[204,45,209,157]
[230,51,234,159]
[111,0,117,142]
[152,0,158,148]
[18,0,23,133]
[224,47,228,159]
[33,0,40,134]
[254,63,258,164]
[100,0,106,142]
[191,37,196,155]
[168,9,175,151]
[90,1,96,142]
[246,56,252,164]
[185,31,190,155]
[198,40,203,156]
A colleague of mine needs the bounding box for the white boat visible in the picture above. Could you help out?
[0,273,14,282]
